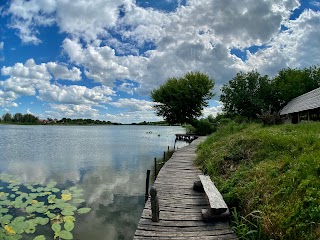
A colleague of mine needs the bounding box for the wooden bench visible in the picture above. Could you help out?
[193,175,230,221]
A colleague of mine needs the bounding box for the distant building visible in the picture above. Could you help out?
[280,87,320,123]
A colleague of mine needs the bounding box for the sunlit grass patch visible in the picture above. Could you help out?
[197,121,320,240]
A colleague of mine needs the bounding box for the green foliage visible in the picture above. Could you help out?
[256,107,284,125]
[220,71,274,119]
[191,118,216,136]
[151,71,215,124]
[231,208,263,240]
[272,66,320,107]
[220,66,320,120]
[1,113,38,124]
[196,121,320,239]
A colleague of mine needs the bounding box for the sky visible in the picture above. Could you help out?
[0,0,319,123]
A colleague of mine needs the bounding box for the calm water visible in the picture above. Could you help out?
[0,125,187,240]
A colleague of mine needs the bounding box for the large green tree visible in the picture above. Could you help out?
[220,71,275,119]
[151,72,215,124]
[272,66,320,108]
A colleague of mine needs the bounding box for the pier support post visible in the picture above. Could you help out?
[154,158,157,179]
[145,170,150,203]
[150,187,160,222]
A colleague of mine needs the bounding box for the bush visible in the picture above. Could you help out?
[191,118,216,136]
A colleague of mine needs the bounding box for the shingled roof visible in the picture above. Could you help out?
[280,87,320,115]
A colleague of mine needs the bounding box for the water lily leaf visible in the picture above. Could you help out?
[36,187,44,192]
[4,225,16,235]
[61,210,74,216]
[58,230,73,240]
[4,234,23,240]
[64,205,77,212]
[35,217,49,225]
[63,216,75,222]
[61,193,72,201]
[64,221,74,232]
[1,214,13,224]
[36,208,48,214]
[10,220,26,234]
[77,207,91,214]
[71,193,82,198]
[51,188,60,193]
[47,181,57,188]
[33,235,46,240]
[46,212,56,219]
[72,199,85,204]
[51,223,61,233]
[24,220,37,234]
[0,208,9,214]
[69,186,78,191]
[26,206,36,213]
[0,192,9,200]
[12,217,25,223]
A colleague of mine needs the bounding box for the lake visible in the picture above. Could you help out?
[0,125,187,240]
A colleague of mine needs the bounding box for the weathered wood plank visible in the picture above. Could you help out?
[135,228,235,237]
[199,175,228,214]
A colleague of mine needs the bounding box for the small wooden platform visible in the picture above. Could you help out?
[175,134,198,142]
[134,137,238,239]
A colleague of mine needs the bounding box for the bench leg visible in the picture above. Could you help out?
[193,180,204,192]
[201,209,230,222]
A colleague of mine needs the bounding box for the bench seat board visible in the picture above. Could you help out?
[199,175,228,214]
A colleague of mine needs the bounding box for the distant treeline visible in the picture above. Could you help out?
[0,113,168,126]
[0,113,120,125]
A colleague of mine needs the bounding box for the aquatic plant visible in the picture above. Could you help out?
[0,173,91,240]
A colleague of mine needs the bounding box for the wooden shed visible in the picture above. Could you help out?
[280,88,320,124]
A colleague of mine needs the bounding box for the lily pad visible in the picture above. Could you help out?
[51,188,60,193]
[63,216,75,222]
[61,210,74,216]
[51,223,61,233]
[64,221,74,232]
[61,193,72,201]
[58,230,73,240]
[77,208,91,214]
[72,199,85,204]
[33,235,46,240]
[35,217,49,226]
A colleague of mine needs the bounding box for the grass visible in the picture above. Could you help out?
[196,121,320,239]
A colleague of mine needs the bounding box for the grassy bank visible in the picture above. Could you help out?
[196,121,320,239]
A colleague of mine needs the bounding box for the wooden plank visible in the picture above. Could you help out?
[134,228,235,237]
[199,175,228,214]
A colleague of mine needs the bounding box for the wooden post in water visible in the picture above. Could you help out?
[163,151,166,161]
[154,158,157,179]
[145,170,150,203]
[150,187,160,222]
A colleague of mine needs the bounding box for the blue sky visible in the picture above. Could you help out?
[0,0,319,123]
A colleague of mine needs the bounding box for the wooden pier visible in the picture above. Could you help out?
[175,134,198,142]
[134,137,237,239]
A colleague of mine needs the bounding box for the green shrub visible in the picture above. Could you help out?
[191,119,216,135]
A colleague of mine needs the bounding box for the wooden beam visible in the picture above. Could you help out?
[199,175,228,215]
